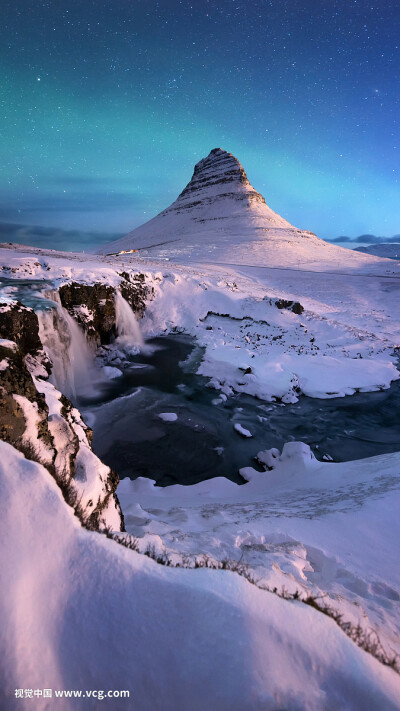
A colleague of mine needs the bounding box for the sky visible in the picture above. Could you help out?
[1,0,399,250]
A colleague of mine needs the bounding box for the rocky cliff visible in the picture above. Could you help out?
[58,274,152,345]
[0,302,124,531]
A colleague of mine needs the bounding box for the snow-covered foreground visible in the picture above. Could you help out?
[119,442,400,665]
[1,440,400,711]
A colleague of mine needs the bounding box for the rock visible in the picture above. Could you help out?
[118,272,153,317]
[0,341,53,455]
[275,299,304,315]
[58,282,117,345]
[0,339,124,532]
[58,277,152,346]
[0,301,49,360]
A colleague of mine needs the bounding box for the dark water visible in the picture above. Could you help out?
[82,335,400,487]
[2,276,399,487]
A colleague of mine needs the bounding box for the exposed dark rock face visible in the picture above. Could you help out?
[176,147,267,212]
[59,277,152,344]
[0,339,124,532]
[0,342,52,452]
[59,282,117,345]
[0,301,43,356]
[0,301,51,376]
[118,272,153,317]
[275,299,304,315]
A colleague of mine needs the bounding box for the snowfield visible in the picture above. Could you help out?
[1,440,400,711]
[119,442,400,668]
[1,243,399,404]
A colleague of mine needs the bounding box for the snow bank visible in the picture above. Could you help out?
[119,443,400,666]
[1,440,400,711]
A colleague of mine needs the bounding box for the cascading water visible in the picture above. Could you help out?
[37,290,96,400]
[114,290,144,349]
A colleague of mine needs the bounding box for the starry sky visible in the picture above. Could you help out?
[1,0,399,250]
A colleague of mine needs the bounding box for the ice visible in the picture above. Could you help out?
[234,423,252,438]
[102,365,123,379]
[158,412,178,422]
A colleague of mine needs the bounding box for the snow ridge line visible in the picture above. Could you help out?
[107,530,400,675]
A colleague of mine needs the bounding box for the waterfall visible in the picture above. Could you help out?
[37,290,96,400]
[114,290,143,349]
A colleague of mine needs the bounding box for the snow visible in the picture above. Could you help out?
[1,439,400,711]
[1,241,399,416]
[118,442,400,667]
[13,394,54,464]
[33,377,122,530]
[94,149,399,280]
[158,412,178,422]
[0,338,17,350]
[234,422,253,437]
[102,365,123,379]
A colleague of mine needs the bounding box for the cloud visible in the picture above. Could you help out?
[329,236,351,243]
[0,222,122,252]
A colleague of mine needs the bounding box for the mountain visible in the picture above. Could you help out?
[354,243,400,260]
[96,148,396,271]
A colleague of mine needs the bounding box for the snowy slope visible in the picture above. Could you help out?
[1,439,400,711]
[119,442,400,665]
[95,149,400,273]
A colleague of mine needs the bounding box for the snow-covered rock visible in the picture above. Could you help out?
[234,423,252,438]
[0,336,123,532]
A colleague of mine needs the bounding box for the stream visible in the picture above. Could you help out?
[80,334,400,486]
[2,276,400,487]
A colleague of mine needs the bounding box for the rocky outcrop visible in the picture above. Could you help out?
[0,301,51,374]
[58,276,152,344]
[118,272,153,317]
[275,299,304,315]
[175,147,268,212]
[0,341,52,452]
[0,338,124,532]
[58,282,116,345]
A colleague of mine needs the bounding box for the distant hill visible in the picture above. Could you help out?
[354,243,400,260]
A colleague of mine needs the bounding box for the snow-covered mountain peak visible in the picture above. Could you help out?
[184,147,253,193]
[96,147,298,257]
[96,149,399,274]
[174,147,268,210]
